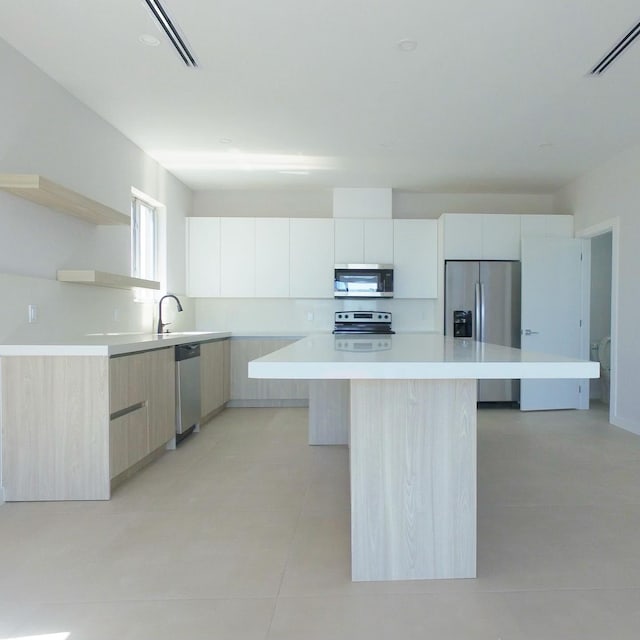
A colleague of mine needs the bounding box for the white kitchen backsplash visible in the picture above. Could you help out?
[0,272,195,342]
[194,297,438,333]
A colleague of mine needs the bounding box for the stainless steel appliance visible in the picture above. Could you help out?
[334,264,394,298]
[444,260,521,403]
[333,311,394,334]
[175,343,201,442]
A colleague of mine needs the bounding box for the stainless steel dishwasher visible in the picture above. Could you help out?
[175,343,201,443]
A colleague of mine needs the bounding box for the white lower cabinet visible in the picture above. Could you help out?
[393,219,438,298]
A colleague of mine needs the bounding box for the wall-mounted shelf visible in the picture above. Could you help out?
[0,174,130,226]
[57,270,160,291]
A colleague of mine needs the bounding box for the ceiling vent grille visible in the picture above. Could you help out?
[590,19,640,74]
[144,0,197,67]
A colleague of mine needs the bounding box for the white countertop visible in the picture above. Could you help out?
[248,333,600,380]
[0,331,231,356]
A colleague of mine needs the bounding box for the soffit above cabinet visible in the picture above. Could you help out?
[0,174,130,225]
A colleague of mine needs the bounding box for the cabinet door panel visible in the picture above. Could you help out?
[364,219,393,264]
[393,220,438,298]
[230,339,309,400]
[290,219,334,298]
[109,406,148,479]
[334,219,364,263]
[442,214,482,259]
[109,353,147,413]
[256,218,290,297]
[186,217,221,297]
[220,217,256,297]
[147,347,175,450]
[200,340,224,418]
[521,214,573,238]
[481,214,521,259]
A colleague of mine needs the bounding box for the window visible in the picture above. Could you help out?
[131,189,166,301]
[131,196,158,282]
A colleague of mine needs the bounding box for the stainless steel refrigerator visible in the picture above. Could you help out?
[444,260,521,403]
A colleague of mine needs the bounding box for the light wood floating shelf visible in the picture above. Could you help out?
[0,174,130,225]
[57,270,160,291]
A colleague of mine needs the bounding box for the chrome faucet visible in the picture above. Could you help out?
[157,294,183,333]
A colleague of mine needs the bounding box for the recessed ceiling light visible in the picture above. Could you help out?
[139,33,160,47]
[219,137,233,144]
[397,39,418,52]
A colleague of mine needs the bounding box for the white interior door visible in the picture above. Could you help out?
[520,236,584,410]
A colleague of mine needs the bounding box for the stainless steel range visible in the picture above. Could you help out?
[332,311,394,334]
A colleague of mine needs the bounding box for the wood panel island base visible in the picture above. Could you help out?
[248,333,599,582]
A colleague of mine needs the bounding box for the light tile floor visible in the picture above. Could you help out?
[2,404,640,639]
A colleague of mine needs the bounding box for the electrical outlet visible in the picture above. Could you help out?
[307,311,314,321]
[28,304,38,323]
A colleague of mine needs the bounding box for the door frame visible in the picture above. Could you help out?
[576,217,619,424]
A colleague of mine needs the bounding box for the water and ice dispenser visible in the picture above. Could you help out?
[453,310,473,338]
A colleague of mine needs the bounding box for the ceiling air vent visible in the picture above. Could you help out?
[144,0,198,67]
[590,19,640,74]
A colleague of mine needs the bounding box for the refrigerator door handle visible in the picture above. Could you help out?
[475,281,482,341]
[480,281,487,342]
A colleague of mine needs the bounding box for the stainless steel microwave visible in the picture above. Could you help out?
[334,264,394,298]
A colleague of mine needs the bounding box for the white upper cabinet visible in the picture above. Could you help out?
[334,218,393,264]
[186,217,221,297]
[364,219,393,263]
[220,218,256,297]
[442,214,483,259]
[481,214,522,259]
[334,218,364,263]
[290,219,334,298]
[393,219,438,298]
[256,218,290,297]
[520,214,573,238]
[442,213,574,260]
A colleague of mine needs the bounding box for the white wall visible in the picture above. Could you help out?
[556,144,640,433]
[195,297,437,334]
[0,38,193,341]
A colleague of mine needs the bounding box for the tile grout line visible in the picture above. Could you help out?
[263,456,315,639]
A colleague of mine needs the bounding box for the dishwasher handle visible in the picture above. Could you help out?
[175,343,201,361]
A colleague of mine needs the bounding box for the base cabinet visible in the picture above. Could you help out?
[109,347,175,480]
[230,338,308,405]
[0,346,176,501]
[200,338,230,421]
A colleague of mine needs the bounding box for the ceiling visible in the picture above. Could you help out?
[1,1,639,193]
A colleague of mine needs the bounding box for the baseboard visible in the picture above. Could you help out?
[226,399,309,408]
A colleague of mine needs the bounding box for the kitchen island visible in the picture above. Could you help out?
[249,333,600,582]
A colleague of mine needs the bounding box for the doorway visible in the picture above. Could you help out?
[578,219,619,424]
